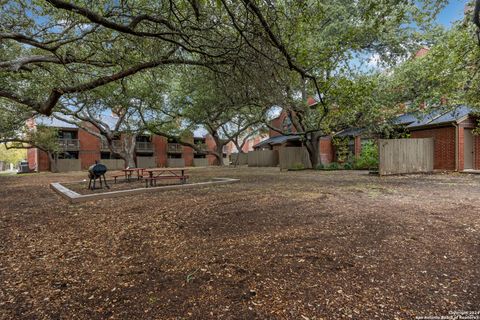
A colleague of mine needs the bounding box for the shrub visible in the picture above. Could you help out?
[315,163,325,170]
[327,162,340,170]
[354,141,379,170]
[343,162,354,170]
[289,162,305,171]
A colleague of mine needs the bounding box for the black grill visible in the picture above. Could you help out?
[88,163,107,178]
[88,162,109,190]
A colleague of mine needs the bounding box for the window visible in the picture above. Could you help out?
[58,130,78,140]
[282,116,293,133]
[168,153,182,159]
[58,151,79,159]
[136,135,151,142]
[100,152,122,159]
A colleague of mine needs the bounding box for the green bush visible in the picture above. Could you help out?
[327,162,340,170]
[289,162,305,171]
[343,162,354,170]
[354,141,379,170]
[315,163,325,170]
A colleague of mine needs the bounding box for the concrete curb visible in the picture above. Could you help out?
[50,178,240,203]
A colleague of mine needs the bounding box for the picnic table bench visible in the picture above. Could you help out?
[112,168,145,183]
[144,168,188,187]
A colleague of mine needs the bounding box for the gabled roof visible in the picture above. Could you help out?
[253,135,300,148]
[390,113,419,126]
[334,127,365,138]
[406,105,474,129]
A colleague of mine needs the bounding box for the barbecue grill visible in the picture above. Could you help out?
[88,161,109,190]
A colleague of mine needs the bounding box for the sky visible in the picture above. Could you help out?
[437,0,467,27]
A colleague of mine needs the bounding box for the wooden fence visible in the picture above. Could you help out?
[56,159,81,172]
[137,156,156,168]
[101,159,124,170]
[248,150,279,167]
[193,158,208,167]
[231,153,249,165]
[378,138,434,175]
[167,158,185,168]
[279,147,312,170]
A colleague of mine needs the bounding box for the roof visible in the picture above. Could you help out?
[35,113,78,129]
[335,127,365,138]
[253,135,300,148]
[406,105,474,129]
[390,113,419,126]
[34,113,208,138]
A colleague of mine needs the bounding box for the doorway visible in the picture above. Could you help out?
[464,129,474,170]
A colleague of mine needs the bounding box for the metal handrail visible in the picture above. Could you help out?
[167,143,183,153]
[57,139,79,149]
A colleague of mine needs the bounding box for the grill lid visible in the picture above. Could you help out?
[88,162,107,176]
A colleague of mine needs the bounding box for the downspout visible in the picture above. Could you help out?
[453,122,458,171]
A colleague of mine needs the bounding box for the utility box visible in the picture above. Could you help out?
[17,161,30,174]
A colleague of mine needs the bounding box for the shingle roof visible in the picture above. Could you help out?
[253,135,300,148]
[406,105,474,129]
[390,113,418,126]
[335,128,365,138]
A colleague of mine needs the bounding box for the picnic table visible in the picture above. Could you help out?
[121,168,145,182]
[144,168,188,187]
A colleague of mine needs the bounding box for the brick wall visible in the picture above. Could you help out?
[78,128,100,170]
[410,127,456,170]
[183,136,194,167]
[37,150,50,171]
[269,112,298,137]
[319,137,333,164]
[206,135,217,165]
[152,136,168,167]
[475,135,480,170]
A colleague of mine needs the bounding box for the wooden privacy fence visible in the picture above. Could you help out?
[56,159,81,172]
[231,153,248,165]
[137,156,156,168]
[101,159,124,170]
[379,138,434,175]
[248,150,279,167]
[279,147,312,170]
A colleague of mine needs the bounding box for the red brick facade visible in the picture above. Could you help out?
[28,121,226,171]
[319,137,334,164]
[410,127,456,170]
[78,128,101,170]
[409,120,480,172]
[152,136,168,167]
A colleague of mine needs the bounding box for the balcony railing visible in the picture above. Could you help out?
[136,141,153,152]
[167,143,183,153]
[57,139,79,150]
[194,143,207,153]
[101,140,123,151]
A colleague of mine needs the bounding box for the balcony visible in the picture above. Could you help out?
[194,143,207,153]
[101,140,123,151]
[57,139,79,150]
[167,143,183,153]
[136,141,153,152]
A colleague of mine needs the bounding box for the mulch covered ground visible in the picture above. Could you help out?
[0,168,479,319]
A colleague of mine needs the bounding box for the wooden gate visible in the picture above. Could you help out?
[379,138,434,175]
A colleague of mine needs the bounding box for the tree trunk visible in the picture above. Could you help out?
[305,132,322,168]
[211,134,225,166]
[121,135,137,168]
[48,152,59,173]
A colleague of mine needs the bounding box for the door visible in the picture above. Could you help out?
[464,129,474,170]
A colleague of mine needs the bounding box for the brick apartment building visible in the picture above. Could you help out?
[252,105,365,164]
[27,116,231,172]
[395,105,480,171]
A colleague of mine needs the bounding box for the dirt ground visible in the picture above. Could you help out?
[1,167,479,319]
